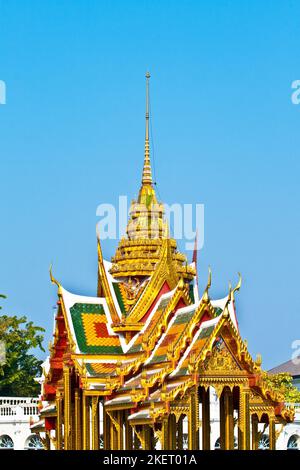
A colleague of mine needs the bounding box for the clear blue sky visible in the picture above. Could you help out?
[0,0,299,369]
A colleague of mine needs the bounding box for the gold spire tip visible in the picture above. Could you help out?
[142,71,153,185]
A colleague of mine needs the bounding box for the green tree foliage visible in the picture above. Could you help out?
[262,371,300,403]
[0,296,45,396]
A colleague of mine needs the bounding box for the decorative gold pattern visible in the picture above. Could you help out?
[203,345,241,373]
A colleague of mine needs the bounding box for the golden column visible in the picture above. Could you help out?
[74,388,82,450]
[82,393,90,450]
[223,388,234,450]
[91,396,100,450]
[142,425,152,450]
[110,418,116,449]
[71,408,76,450]
[268,415,276,450]
[55,389,63,450]
[168,414,177,449]
[201,387,211,450]
[251,414,259,450]
[161,417,169,450]
[63,365,72,450]
[124,410,133,450]
[117,410,124,449]
[188,386,199,450]
[177,415,184,450]
[219,390,226,449]
[103,406,111,450]
[238,387,250,450]
[133,427,140,449]
[109,412,119,450]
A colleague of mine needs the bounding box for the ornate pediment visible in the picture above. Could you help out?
[249,390,265,405]
[201,341,241,375]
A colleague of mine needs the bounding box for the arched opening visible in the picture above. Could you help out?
[181,414,188,450]
[24,434,44,450]
[258,434,269,450]
[0,435,14,450]
[287,434,300,450]
[214,437,221,450]
[214,436,237,450]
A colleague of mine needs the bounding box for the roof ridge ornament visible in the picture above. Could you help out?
[255,353,262,369]
[142,71,153,186]
[230,272,242,302]
[222,280,232,318]
[49,263,62,293]
[203,266,212,302]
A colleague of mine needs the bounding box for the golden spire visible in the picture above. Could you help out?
[142,72,153,185]
[109,73,196,282]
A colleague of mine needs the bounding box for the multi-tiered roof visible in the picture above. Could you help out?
[40,74,293,443]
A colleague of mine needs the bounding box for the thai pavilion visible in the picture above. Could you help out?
[37,74,294,451]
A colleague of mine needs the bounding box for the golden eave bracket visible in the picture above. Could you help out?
[111,322,144,333]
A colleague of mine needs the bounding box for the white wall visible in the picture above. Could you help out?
[0,397,42,450]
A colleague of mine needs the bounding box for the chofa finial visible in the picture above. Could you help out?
[203,266,212,302]
[49,264,62,295]
[255,353,262,368]
[230,272,242,302]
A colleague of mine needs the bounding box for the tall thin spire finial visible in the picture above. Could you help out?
[142,71,153,185]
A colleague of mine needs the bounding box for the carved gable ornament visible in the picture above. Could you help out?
[202,343,241,374]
